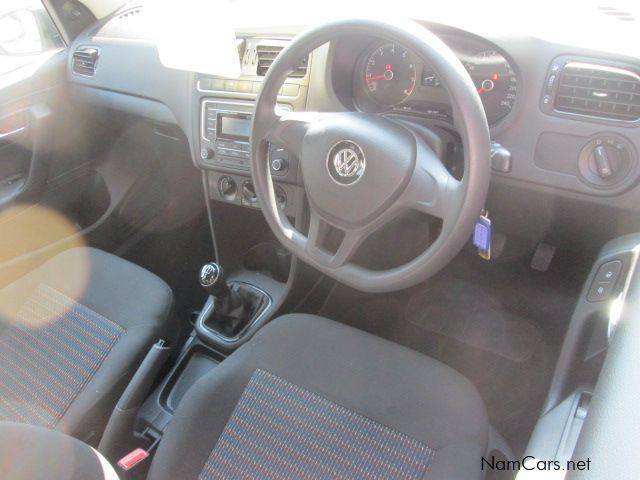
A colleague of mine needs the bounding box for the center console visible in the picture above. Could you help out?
[185,36,311,343]
[122,40,317,445]
[102,38,317,469]
[199,100,301,217]
[194,38,310,218]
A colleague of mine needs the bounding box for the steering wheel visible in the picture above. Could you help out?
[250,19,491,293]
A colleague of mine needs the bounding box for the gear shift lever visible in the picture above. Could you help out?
[196,261,270,343]
[199,262,230,299]
[199,262,243,314]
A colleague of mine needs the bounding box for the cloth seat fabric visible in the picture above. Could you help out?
[0,247,174,438]
[0,421,119,480]
[149,314,489,480]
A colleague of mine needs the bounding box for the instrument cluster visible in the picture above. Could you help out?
[352,34,518,126]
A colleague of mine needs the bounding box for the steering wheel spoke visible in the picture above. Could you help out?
[305,209,367,269]
[399,138,463,221]
[265,111,323,159]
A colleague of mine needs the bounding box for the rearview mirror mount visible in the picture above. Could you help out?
[0,8,43,56]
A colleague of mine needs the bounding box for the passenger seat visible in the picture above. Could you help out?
[0,247,174,440]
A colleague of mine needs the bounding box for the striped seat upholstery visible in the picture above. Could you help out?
[199,369,435,480]
[0,284,124,429]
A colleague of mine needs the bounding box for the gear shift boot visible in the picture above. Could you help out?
[206,282,269,338]
[198,261,270,340]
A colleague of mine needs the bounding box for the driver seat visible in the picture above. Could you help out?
[0,314,489,479]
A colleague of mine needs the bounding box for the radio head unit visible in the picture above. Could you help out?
[217,112,251,142]
[199,100,292,174]
[211,111,251,167]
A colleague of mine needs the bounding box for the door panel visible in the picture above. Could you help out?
[0,3,198,287]
[0,101,56,208]
[0,109,30,203]
[0,30,76,283]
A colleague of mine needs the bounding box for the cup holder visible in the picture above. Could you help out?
[243,242,291,283]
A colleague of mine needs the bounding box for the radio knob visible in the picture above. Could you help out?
[200,148,214,160]
[271,158,288,173]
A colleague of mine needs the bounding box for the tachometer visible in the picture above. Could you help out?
[364,43,416,107]
[465,50,517,124]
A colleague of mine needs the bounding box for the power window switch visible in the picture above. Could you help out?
[587,260,622,302]
[594,260,622,284]
[587,282,614,302]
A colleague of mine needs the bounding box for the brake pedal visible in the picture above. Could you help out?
[530,243,556,272]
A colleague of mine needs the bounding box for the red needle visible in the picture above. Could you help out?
[477,87,485,94]
[367,74,387,81]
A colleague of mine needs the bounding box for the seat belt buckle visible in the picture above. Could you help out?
[117,448,150,472]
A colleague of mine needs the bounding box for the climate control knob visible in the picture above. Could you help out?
[218,176,237,201]
[241,181,258,206]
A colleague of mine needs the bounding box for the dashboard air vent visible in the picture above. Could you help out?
[597,6,636,22]
[72,47,99,77]
[554,62,640,121]
[118,7,142,21]
[256,44,308,77]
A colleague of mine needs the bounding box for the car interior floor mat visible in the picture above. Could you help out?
[314,246,588,455]
[405,279,541,363]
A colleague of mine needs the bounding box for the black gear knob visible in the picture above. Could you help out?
[199,262,230,299]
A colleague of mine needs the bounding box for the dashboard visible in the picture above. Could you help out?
[64,4,640,244]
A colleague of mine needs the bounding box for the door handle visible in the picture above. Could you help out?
[0,126,26,141]
[0,110,29,145]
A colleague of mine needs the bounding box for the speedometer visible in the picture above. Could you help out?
[364,43,416,106]
[465,50,517,124]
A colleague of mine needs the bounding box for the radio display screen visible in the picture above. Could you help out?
[217,112,251,141]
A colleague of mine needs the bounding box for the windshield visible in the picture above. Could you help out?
[134,0,639,77]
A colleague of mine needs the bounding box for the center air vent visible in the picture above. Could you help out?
[72,47,99,77]
[554,62,640,121]
[256,44,308,77]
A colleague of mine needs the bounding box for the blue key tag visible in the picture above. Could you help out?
[473,210,492,260]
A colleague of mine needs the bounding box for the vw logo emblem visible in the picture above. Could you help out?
[326,141,366,185]
[334,149,360,177]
